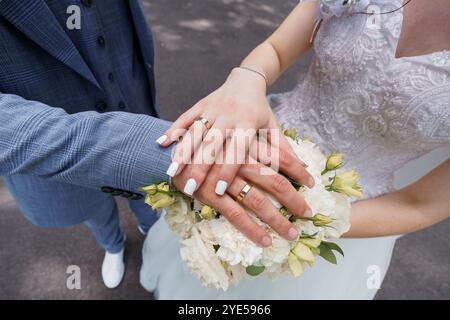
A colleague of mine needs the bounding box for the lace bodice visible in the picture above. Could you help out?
[272,0,450,198]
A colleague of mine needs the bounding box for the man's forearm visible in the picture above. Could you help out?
[0,93,173,193]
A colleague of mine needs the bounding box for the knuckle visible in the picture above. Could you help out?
[251,193,269,211]
[279,148,292,166]
[266,214,286,231]
[187,167,204,181]
[197,99,208,109]
[228,99,240,110]
[178,113,189,122]
[292,196,308,215]
[272,174,290,193]
[226,208,244,224]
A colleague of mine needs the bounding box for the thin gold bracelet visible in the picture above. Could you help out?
[236,66,269,87]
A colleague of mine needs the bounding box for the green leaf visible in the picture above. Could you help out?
[246,265,265,276]
[322,241,344,257]
[300,231,319,239]
[318,243,337,264]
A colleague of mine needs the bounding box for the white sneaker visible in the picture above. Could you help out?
[101,248,125,289]
[138,225,148,236]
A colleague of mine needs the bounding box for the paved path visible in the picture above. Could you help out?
[0,0,448,299]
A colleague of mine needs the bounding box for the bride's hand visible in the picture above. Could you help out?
[157,67,314,196]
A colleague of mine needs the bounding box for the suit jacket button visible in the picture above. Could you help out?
[120,191,133,198]
[111,189,124,196]
[101,186,114,193]
[95,101,107,112]
[130,193,143,200]
[97,36,106,48]
[118,101,126,111]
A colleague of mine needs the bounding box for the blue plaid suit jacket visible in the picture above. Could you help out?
[0,0,173,226]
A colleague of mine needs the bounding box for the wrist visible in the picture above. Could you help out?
[229,67,268,93]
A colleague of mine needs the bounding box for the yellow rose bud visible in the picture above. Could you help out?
[157,182,170,192]
[200,205,216,220]
[288,252,304,278]
[328,170,363,198]
[144,192,174,210]
[283,128,297,141]
[292,242,315,264]
[325,153,344,171]
[299,238,321,248]
[141,184,158,195]
[312,213,333,227]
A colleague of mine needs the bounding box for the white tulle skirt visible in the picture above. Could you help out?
[140,217,397,300]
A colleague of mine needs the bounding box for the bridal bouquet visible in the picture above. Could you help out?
[141,129,362,290]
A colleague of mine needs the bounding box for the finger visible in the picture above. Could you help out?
[260,125,315,188]
[178,122,227,196]
[239,161,312,217]
[157,103,203,147]
[207,193,272,247]
[268,118,309,167]
[227,176,299,241]
[183,165,271,247]
[213,127,257,196]
[166,119,208,178]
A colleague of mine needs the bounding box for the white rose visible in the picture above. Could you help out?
[294,220,322,238]
[180,227,230,290]
[227,264,247,285]
[288,139,327,177]
[208,216,263,267]
[300,179,336,216]
[260,232,291,268]
[163,197,195,238]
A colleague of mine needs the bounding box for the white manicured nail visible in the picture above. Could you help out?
[156,135,168,145]
[166,162,179,177]
[215,180,228,196]
[183,178,197,196]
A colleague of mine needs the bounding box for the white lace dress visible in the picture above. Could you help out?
[140,0,450,299]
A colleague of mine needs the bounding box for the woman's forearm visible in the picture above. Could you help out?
[344,191,427,238]
[344,160,450,238]
[239,1,319,86]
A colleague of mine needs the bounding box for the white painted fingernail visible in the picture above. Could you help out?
[215,180,228,196]
[183,178,197,196]
[156,135,168,145]
[166,162,179,177]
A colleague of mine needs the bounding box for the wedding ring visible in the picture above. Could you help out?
[236,184,252,202]
[199,117,212,130]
